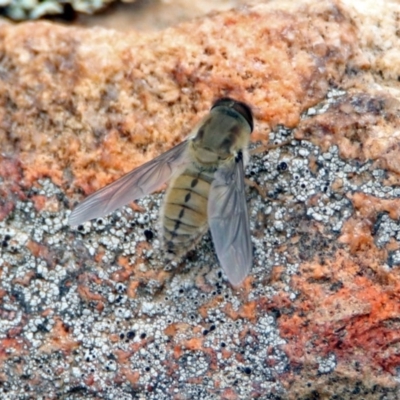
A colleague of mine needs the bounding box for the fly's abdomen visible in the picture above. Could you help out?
[161,168,212,259]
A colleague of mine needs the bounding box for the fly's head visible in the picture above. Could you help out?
[193,98,254,161]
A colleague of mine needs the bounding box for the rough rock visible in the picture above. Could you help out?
[0,0,400,399]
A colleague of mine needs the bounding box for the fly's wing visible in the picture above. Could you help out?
[208,152,252,286]
[69,140,189,226]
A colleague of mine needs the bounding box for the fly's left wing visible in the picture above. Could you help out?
[207,152,252,286]
[69,140,189,226]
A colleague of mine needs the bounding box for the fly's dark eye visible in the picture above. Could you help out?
[211,97,253,132]
[232,102,253,132]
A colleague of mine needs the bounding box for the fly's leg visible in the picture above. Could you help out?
[249,140,292,156]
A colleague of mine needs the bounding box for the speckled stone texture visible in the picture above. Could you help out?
[1,0,114,21]
[1,0,400,399]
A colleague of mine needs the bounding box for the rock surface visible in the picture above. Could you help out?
[0,0,400,399]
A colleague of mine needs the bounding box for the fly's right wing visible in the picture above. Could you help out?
[208,152,252,286]
[69,140,189,226]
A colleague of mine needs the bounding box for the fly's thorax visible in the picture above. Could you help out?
[160,163,214,260]
[188,141,221,170]
[191,107,251,162]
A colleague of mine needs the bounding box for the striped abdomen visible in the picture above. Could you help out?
[161,166,213,259]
